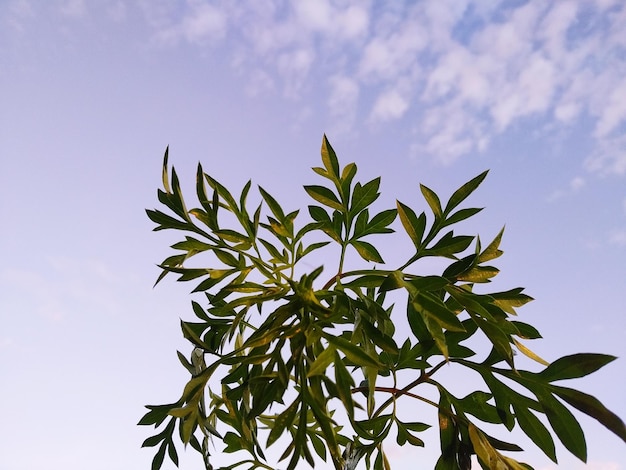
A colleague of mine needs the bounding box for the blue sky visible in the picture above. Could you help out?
[1,1,625,469]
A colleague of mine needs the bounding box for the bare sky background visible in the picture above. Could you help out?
[1,1,625,469]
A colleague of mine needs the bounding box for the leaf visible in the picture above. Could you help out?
[350,178,381,215]
[442,207,483,227]
[307,345,337,377]
[396,201,426,248]
[513,338,549,366]
[351,240,384,263]
[538,354,616,382]
[478,227,504,262]
[420,183,442,219]
[304,185,344,212]
[340,162,357,202]
[321,134,341,180]
[511,321,542,339]
[322,332,381,369]
[490,288,534,314]
[161,147,171,193]
[444,170,488,215]
[457,265,500,283]
[413,292,466,332]
[146,209,189,232]
[536,391,587,461]
[259,186,285,221]
[550,385,626,442]
[152,441,167,470]
[363,209,397,236]
[513,403,557,462]
[429,232,474,257]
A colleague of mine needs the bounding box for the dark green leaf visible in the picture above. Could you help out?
[537,391,587,461]
[539,354,616,382]
[513,403,556,462]
[550,385,626,442]
[259,186,285,221]
[413,292,465,332]
[322,332,381,369]
[442,207,483,227]
[429,232,474,257]
[151,441,167,470]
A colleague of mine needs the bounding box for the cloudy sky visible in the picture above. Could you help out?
[1,0,625,469]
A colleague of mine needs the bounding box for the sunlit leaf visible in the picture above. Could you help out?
[444,171,488,215]
[420,183,442,219]
[351,240,384,263]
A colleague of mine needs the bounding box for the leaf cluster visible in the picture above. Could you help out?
[141,136,625,470]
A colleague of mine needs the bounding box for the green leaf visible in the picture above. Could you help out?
[513,403,557,462]
[511,321,542,339]
[396,201,426,248]
[362,209,397,236]
[146,209,189,232]
[304,185,344,212]
[259,186,285,221]
[322,332,381,369]
[350,178,381,215]
[444,170,488,215]
[457,265,500,283]
[539,354,616,382]
[429,232,474,257]
[550,385,626,442]
[321,134,340,180]
[161,147,171,193]
[413,292,466,333]
[307,345,337,377]
[537,391,587,461]
[351,240,384,263]
[442,207,483,227]
[490,288,534,314]
[478,227,504,262]
[340,162,357,202]
[420,183,442,219]
[152,441,167,470]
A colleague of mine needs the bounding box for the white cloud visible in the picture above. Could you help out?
[328,75,360,134]
[277,47,315,98]
[157,0,227,45]
[137,1,626,169]
[594,80,626,138]
[370,89,409,122]
[570,176,586,191]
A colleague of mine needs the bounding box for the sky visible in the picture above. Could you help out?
[0,0,625,469]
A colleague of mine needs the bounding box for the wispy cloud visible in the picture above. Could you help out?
[24,0,622,170]
[547,175,587,201]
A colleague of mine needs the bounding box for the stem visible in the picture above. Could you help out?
[369,359,448,419]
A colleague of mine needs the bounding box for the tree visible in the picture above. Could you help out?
[140,135,625,470]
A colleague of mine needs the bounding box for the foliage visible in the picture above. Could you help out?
[140,136,625,470]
